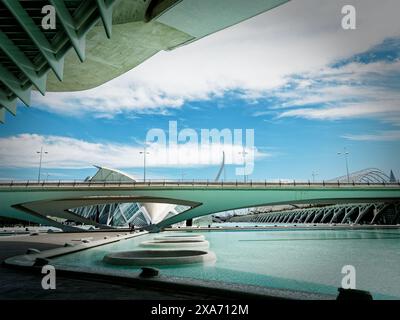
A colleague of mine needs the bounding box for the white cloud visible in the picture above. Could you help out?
[278,100,400,121]
[272,61,400,109]
[342,130,400,141]
[272,58,400,124]
[0,134,267,169]
[31,0,400,118]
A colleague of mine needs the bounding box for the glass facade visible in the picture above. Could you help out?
[71,202,150,227]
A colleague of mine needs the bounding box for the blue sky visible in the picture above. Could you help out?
[0,0,399,182]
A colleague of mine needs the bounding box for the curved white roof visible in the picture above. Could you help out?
[90,165,137,182]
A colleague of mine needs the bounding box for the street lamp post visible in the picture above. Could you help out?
[311,171,318,183]
[337,147,350,183]
[238,147,248,183]
[181,172,186,182]
[139,146,150,182]
[36,147,48,183]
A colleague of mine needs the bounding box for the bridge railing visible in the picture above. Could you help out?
[0,179,400,188]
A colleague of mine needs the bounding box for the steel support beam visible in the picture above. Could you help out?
[0,64,31,106]
[3,0,64,81]
[304,211,314,223]
[0,107,5,123]
[354,205,373,224]
[341,207,357,224]
[0,32,47,95]
[96,0,115,38]
[50,0,86,62]
[330,207,344,223]
[0,92,17,115]
[312,209,325,223]
[321,208,334,223]
[370,204,389,224]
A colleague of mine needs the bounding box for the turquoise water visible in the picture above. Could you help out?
[52,228,400,299]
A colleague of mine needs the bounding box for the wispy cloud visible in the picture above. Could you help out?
[342,130,400,141]
[274,58,400,124]
[278,99,400,121]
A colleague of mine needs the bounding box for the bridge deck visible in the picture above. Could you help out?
[1,181,399,190]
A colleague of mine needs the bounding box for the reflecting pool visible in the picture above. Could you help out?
[52,228,400,299]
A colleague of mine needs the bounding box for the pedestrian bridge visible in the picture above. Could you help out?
[1,180,400,231]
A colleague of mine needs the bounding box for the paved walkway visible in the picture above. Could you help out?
[0,231,210,300]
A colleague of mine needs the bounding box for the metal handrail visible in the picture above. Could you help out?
[0,179,400,188]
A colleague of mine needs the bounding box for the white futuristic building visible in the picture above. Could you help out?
[70,166,189,229]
